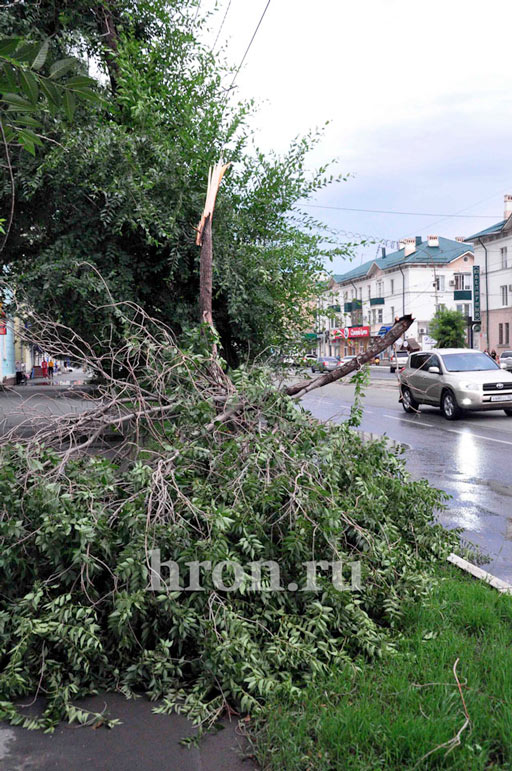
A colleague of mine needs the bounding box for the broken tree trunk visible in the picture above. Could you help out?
[285,314,414,398]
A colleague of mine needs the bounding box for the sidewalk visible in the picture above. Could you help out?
[0,694,254,770]
[3,370,97,397]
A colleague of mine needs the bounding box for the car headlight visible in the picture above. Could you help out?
[461,383,480,391]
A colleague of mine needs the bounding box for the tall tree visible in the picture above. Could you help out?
[1,0,350,364]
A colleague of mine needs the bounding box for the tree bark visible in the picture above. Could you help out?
[199,213,213,327]
[95,1,120,94]
[285,315,414,398]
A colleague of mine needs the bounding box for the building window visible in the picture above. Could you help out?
[358,287,362,300]
[499,323,504,345]
[390,279,394,295]
[501,285,509,306]
[367,285,371,299]
[501,247,508,269]
[390,306,395,322]
[435,303,446,313]
[454,273,471,291]
[376,280,384,296]
[506,323,510,345]
[434,275,445,292]
[456,303,470,317]
[371,309,376,325]
[377,309,383,323]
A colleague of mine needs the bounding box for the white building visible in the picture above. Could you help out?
[317,236,474,358]
[465,195,512,354]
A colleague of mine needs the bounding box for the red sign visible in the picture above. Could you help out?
[332,326,370,340]
[348,326,370,338]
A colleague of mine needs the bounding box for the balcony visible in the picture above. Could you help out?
[344,300,362,312]
[369,297,385,306]
[453,290,472,301]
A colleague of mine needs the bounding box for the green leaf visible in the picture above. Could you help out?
[63,89,76,120]
[6,115,41,128]
[17,129,35,155]
[40,79,61,108]
[2,92,35,111]
[19,70,38,104]
[32,39,50,71]
[49,58,77,80]
[14,42,39,64]
[17,127,43,147]
[64,76,97,89]
[0,38,20,57]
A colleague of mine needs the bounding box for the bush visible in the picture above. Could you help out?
[0,361,458,732]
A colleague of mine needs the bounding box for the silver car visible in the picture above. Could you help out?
[500,351,512,371]
[399,348,512,420]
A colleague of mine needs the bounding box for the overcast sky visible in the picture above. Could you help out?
[202,0,512,272]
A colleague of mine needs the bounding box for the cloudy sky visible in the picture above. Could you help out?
[202,0,512,272]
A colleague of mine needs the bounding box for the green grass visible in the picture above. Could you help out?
[253,567,512,770]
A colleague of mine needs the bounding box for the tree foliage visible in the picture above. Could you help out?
[429,308,467,348]
[0,304,458,732]
[0,0,349,364]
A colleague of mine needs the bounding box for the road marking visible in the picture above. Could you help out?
[383,414,434,428]
[383,414,512,446]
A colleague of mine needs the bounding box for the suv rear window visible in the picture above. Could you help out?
[502,352,512,358]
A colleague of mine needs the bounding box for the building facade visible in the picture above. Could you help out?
[317,236,474,358]
[465,195,512,354]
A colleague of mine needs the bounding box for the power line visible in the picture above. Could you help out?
[227,0,272,91]
[212,0,232,52]
[300,203,497,219]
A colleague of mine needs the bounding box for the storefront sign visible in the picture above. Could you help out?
[331,326,370,340]
[473,266,481,322]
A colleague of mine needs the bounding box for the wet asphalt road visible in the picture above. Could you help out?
[300,367,512,583]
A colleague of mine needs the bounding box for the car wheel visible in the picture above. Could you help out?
[401,386,418,413]
[441,390,461,420]
[504,409,512,416]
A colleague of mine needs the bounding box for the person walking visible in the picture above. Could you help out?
[41,359,48,379]
[15,360,22,385]
[491,349,498,362]
[48,358,54,380]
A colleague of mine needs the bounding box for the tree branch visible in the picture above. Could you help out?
[284,315,415,398]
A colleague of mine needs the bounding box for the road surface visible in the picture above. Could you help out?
[300,368,512,582]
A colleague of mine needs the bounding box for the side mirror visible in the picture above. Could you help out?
[428,366,440,374]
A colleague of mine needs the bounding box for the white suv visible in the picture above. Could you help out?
[399,348,512,420]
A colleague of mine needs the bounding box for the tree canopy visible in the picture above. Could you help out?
[429,308,467,349]
[0,0,349,364]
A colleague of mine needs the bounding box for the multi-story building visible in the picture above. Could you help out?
[317,235,474,358]
[465,195,512,353]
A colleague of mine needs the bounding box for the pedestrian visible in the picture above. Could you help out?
[48,358,54,379]
[41,359,48,379]
[15,360,22,385]
[491,349,498,361]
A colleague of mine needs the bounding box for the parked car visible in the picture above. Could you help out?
[301,353,317,366]
[341,355,357,365]
[390,350,409,373]
[500,351,512,371]
[399,348,512,420]
[311,356,341,372]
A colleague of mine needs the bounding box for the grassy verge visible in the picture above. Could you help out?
[252,566,512,770]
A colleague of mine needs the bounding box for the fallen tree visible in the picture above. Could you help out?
[0,291,457,733]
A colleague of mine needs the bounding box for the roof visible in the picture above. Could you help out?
[332,237,473,284]
[464,220,507,241]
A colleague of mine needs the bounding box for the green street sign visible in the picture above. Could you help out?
[473,266,481,322]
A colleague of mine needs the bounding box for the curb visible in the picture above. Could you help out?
[447,553,512,594]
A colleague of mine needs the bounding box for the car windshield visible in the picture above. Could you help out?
[441,352,500,372]
[396,352,408,357]
[502,352,512,358]
[323,357,338,362]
